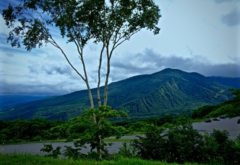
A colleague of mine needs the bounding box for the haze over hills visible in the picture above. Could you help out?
[208,77,240,89]
[0,68,237,121]
[0,95,52,111]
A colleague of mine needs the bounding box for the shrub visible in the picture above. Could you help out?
[63,145,84,160]
[118,142,137,158]
[132,124,166,160]
[40,144,61,158]
[32,135,42,141]
[164,123,204,163]
[211,130,238,164]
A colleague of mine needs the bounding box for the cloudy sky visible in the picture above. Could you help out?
[0,0,240,96]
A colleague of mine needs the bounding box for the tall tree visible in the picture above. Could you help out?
[2,0,161,109]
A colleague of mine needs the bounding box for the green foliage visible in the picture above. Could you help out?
[9,119,30,139]
[0,118,67,144]
[132,123,240,164]
[212,130,238,164]
[229,88,240,99]
[71,105,128,159]
[164,124,204,163]
[192,88,240,119]
[118,142,137,158]
[172,115,190,125]
[192,105,216,119]
[32,135,42,141]
[206,104,233,118]
[132,124,166,160]
[0,112,240,164]
[126,121,148,132]
[40,144,61,158]
[63,145,84,160]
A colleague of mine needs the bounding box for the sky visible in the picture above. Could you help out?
[0,0,240,96]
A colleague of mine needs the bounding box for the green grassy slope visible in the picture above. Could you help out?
[0,68,233,120]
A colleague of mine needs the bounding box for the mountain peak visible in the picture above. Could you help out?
[0,69,234,121]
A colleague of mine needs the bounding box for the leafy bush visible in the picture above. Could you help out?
[164,123,204,163]
[132,124,166,160]
[132,123,240,164]
[32,135,42,141]
[118,142,137,158]
[40,144,61,158]
[63,145,84,160]
[211,130,238,164]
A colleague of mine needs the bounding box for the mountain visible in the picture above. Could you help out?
[0,95,51,111]
[0,68,234,121]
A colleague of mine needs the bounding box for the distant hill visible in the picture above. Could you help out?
[192,89,240,119]
[208,77,240,89]
[0,68,235,121]
[0,95,51,111]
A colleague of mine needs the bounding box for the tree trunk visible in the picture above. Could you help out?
[97,135,102,159]
[86,83,94,109]
[97,45,105,107]
[103,56,111,106]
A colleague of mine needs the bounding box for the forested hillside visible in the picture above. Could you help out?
[192,88,240,119]
[0,69,233,120]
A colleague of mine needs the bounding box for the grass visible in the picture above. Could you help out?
[0,153,201,165]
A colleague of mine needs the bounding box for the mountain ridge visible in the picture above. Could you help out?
[0,68,237,120]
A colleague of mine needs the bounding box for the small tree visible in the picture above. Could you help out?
[71,105,128,159]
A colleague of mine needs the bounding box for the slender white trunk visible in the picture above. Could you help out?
[97,45,105,107]
[103,42,115,106]
[103,56,111,106]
